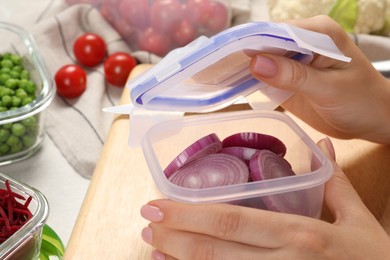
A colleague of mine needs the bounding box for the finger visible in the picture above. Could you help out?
[316,138,372,223]
[145,224,273,260]
[142,199,315,249]
[250,53,344,95]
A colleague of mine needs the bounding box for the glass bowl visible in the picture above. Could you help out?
[0,22,55,165]
[0,171,49,259]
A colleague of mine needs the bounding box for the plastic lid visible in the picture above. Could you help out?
[127,22,351,113]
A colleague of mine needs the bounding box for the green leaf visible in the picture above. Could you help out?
[328,0,358,32]
[39,224,65,259]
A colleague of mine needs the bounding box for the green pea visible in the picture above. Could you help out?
[0,129,10,142]
[0,73,10,84]
[0,68,10,74]
[0,143,10,154]
[10,141,23,154]
[0,59,13,69]
[21,116,37,128]
[9,70,20,79]
[21,97,33,106]
[22,135,36,148]
[10,54,22,65]
[0,88,15,98]
[12,96,21,107]
[2,53,12,59]
[12,65,23,72]
[11,123,26,137]
[16,88,28,99]
[2,123,12,129]
[23,81,36,94]
[5,78,18,89]
[2,95,12,107]
[20,70,29,80]
[6,135,19,146]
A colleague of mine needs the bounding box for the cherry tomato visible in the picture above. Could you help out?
[150,0,183,32]
[55,64,87,98]
[104,52,137,87]
[138,27,172,57]
[73,33,107,67]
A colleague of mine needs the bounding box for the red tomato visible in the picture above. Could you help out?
[150,0,183,32]
[172,19,197,46]
[119,0,150,28]
[55,64,87,98]
[104,52,137,87]
[186,0,213,26]
[138,27,172,57]
[73,33,107,67]
[205,1,228,33]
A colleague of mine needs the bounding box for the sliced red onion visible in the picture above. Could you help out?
[164,133,222,178]
[168,153,249,189]
[250,150,309,215]
[249,150,293,181]
[220,146,259,164]
[222,132,286,157]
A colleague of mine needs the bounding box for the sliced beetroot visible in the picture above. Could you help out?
[168,153,249,189]
[249,150,309,215]
[222,132,286,157]
[163,133,222,178]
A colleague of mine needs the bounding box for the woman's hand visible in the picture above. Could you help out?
[140,138,390,259]
[250,15,390,145]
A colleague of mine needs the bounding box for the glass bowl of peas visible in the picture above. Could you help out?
[0,22,55,165]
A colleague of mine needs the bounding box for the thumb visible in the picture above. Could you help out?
[250,54,323,95]
[317,138,370,223]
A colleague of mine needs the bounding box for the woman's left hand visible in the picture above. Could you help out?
[140,138,390,260]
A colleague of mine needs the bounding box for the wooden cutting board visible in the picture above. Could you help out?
[64,64,390,259]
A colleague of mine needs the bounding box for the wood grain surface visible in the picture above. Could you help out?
[64,64,390,259]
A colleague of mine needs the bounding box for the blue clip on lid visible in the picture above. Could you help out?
[127,22,351,113]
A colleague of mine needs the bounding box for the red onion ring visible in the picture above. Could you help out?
[250,150,308,215]
[222,132,286,157]
[163,133,222,178]
[168,153,249,189]
[220,146,259,165]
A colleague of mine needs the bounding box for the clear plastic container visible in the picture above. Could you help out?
[0,22,56,166]
[66,0,231,57]
[116,22,351,218]
[0,172,49,259]
[141,110,333,218]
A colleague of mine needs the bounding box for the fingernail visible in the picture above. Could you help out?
[152,250,166,260]
[141,226,153,244]
[320,137,336,160]
[251,55,278,77]
[141,204,164,222]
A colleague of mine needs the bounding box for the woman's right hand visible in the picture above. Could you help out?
[250,15,390,144]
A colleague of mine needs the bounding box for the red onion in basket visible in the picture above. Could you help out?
[168,153,249,189]
[163,133,222,178]
[222,132,287,157]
